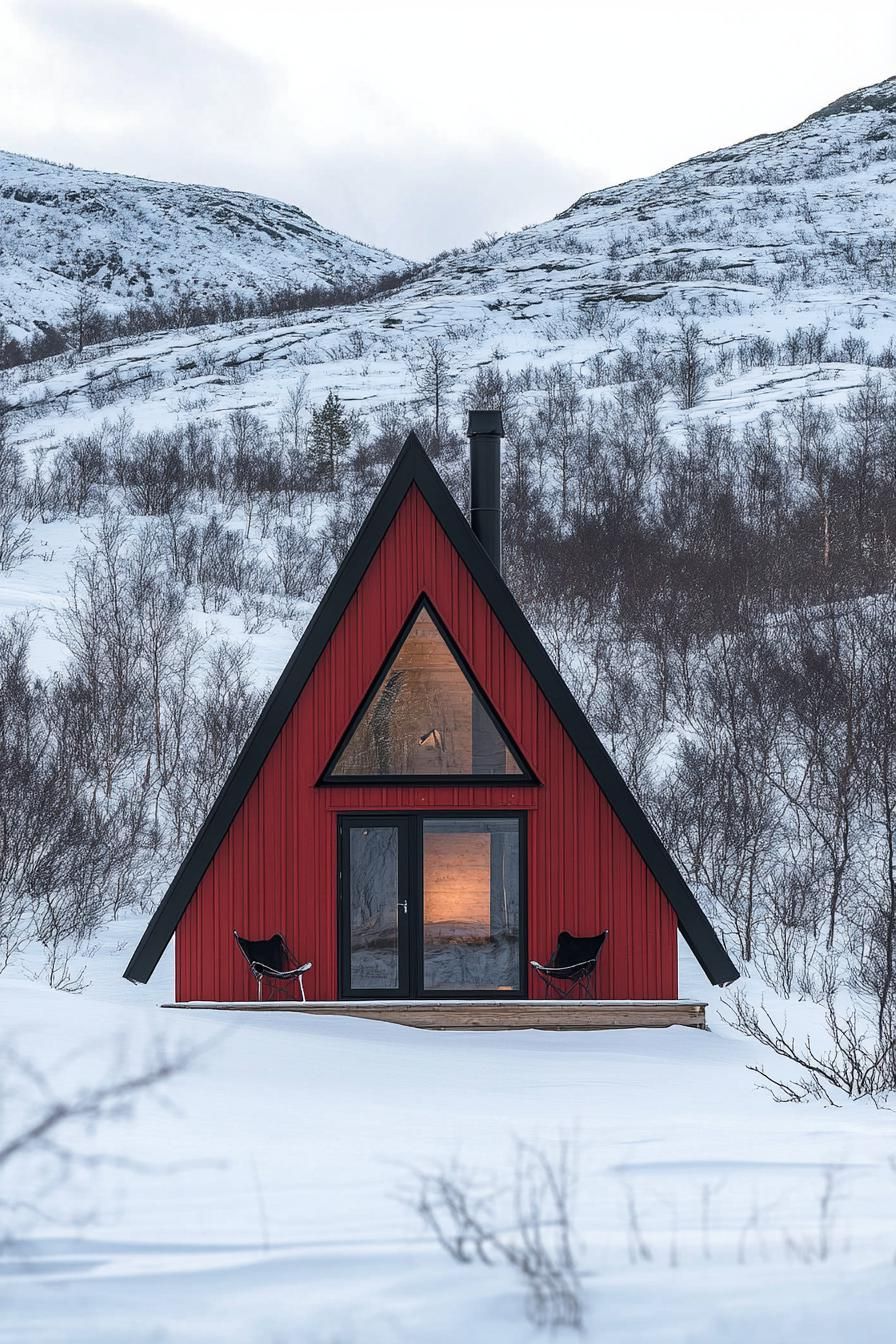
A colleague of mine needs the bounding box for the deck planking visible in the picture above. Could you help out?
[162,999,707,1030]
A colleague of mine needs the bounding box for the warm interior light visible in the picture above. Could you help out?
[424,832,491,934]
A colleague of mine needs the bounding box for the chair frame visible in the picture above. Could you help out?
[233,930,312,1002]
[530,932,607,1000]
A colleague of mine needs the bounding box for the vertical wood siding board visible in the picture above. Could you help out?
[175,909,181,999]
[249,783,258,993]
[214,854,220,1000]
[596,774,606,997]
[617,822,623,994]
[247,796,256,995]
[591,764,601,994]
[647,864,655,999]
[653,872,663,996]
[548,709,557,996]
[655,889,662,997]
[257,766,266,991]
[633,842,642,994]
[191,886,198,998]
[211,847,220,1002]
[661,879,669,995]
[636,844,644,994]
[670,896,678,997]
[609,799,619,997]
[607,813,619,997]
[196,871,205,1000]
[628,831,638,996]
[628,836,638,996]
[174,909,181,999]
[262,767,271,988]
[623,823,634,997]
[671,900,679,998]
[660,892,668,998]
[196,882,202,997]
[202,870,209,999]
[596,791,606,996]
[284,732,295,994]
[606,799,618,997]
[614,823,624,997]
[237,795,248,997]
[649,869,657,997]
[656,881,663,996]
[182,900,187,1000]
[642,850,651,998]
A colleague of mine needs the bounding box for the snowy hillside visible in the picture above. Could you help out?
[411,73,896,316]
[0,150,406,341]
[5,76,894,444]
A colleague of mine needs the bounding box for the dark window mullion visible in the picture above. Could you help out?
[408,816,422,999]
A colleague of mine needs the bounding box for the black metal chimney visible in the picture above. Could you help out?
[467,409,504,573]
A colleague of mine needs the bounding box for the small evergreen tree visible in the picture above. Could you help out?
[308,391,351,488]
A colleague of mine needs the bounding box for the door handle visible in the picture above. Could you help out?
[397,900,408,915]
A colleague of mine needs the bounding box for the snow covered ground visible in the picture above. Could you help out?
[2,940,895,1343]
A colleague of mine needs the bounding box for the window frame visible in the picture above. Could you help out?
[337,810,528,1000]
[319,595,537,786]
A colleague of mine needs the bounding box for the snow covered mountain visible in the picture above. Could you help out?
[6,75,893,440]
[394,72,896,342]
[0,150,406,340]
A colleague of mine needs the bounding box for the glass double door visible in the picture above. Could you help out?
[339,814,524,998]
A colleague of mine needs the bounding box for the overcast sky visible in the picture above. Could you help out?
[2,0,893,259]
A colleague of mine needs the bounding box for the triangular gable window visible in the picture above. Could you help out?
[323,599,532,782]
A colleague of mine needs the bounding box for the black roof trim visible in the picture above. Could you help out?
[125,433,738,987]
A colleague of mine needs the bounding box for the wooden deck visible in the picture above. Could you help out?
[162,999,707,1030]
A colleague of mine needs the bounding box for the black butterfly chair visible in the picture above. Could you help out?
[530,931,608,999]
[233,931,312,1001]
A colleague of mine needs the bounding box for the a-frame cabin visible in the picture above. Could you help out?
[126,414,737,1014]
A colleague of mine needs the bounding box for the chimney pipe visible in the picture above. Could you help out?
[467,409,504,573]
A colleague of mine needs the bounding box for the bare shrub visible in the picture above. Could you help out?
[0,1038,189,1238]
[271,522,331,602]
[0,501,30,572]
[722,991,896,1103]
[159,641,265,849]
[411,1141,583,1332]
[189,515,262,611]
[407,336,453,447]
[0,433,31,569]
[670,318,708,409]
[0,616,151,981]
[55,511,149,790]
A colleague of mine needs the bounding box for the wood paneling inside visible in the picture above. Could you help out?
[424,832,490,932]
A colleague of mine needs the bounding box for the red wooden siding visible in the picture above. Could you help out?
[175,486,678,1001]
